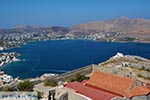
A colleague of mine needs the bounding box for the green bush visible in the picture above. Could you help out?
[137,74,142,78]
[137,74,150,80]
[69,73,90,82]
[44,79,58,87]
[17,80,33,91]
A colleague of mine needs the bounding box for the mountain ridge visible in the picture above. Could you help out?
[0,17,150,42]
[70,17,150,34]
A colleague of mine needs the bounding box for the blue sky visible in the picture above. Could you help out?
[0,0,150,28]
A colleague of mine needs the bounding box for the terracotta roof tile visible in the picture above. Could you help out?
[130,86,150,98]
[86,71,135,97]
[86,71,150,98]
[66,81,119,100]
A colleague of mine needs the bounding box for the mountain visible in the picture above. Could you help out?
[0,17,149,42]
[70,17,150,34]
[11,25,51,33]
[51,26,70,34]
[0,25,70,34]
[12,25,43,29]
[1,17,150,35]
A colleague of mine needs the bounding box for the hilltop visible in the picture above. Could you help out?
[71,17,150,34]
[94,53,150,82]
[69,17,150,42]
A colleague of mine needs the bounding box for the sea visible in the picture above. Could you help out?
[0,40,150,79]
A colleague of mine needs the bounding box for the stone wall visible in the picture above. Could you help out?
[50,64,94,82]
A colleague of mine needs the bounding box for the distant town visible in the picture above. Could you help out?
[0,26,128,50]
[0,17,150,50]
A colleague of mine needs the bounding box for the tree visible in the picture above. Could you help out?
[17,80,33,91]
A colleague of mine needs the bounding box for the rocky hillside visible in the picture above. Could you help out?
[69,17,150,42]
[71,17,150,34]
[0,17,150,42]
[94,53,150,82]
[0,25,69,34]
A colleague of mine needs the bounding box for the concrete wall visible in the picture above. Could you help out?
[147,94,150,100]
[131,96,147,100]
[50,64,94,82]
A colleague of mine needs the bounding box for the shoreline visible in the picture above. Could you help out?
[0,39,149,80]
[0,39,150,51]
[0,52,149,90]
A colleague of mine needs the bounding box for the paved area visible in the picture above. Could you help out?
[34,82,89,100]
[33,82,56,95]
[64,88,89,100]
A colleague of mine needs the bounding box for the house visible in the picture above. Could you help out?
[0,72,13,84]
[66,71,150,100]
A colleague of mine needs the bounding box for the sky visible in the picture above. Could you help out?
[0,0,150,28]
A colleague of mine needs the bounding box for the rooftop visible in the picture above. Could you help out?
[66,81,119,100]
[86,71,150,98]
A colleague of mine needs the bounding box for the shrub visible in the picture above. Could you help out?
[17,80,33,91]
[137,74,150,80]
[44,79,58,87]
[69,73,90,82]
[137,74,142,78]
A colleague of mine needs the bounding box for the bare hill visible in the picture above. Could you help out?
[71,17,150,34]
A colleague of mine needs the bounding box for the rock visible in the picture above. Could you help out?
[95,53,150,82]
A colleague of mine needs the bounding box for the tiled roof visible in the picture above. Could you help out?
[130,86,150,97]
[86,71,150,98]
[66,81,119,100]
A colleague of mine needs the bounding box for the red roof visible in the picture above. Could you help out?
[130,86,150,97]
[86,71,150,98]
[81,80,88,84]
[66,81,120,100]
[66,71,150,99]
